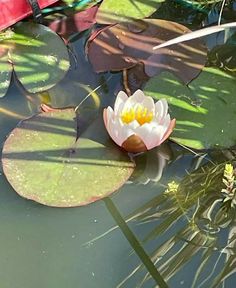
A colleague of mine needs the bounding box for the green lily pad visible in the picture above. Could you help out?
[144,67,236,150]
[10,22,70,93]
[96,0,164,24]
[2,109,134,207]
[0,22,70,97]
[0,46,12,97]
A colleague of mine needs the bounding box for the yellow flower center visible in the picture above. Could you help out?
[121,105,153,125]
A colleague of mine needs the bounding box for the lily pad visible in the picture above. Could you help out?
[48,6,98,41]
[88,19,207,84]
[0,22,70,97]
[208,44,236,74]
[144,67,236,150]
[0,46,12,97]
[2,109,134,207]
[96,0,164,24]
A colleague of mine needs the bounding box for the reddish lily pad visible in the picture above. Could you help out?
[126,62,150,93]
[2,109,134,207]
[88,19,207,84]
[48,6,98,40]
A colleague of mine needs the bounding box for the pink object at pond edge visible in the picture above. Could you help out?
[0,0,59,31]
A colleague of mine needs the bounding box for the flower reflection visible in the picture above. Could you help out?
[130,144,172,185]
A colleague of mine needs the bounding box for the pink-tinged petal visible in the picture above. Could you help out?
[160,113,171,132]
[106,106,115,121]
[103,106,114,126]
[40,104,62,112]
[159,118,176,144]
[104,106,115,128]
[114,91,128,115]
[104,107,122,146]
[107,117,135,146]
[103,108,108,127]
[155,98,168,124]
[106,118,122,146]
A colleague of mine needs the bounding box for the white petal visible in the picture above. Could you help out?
[106,106,115,122]
[122,89,146,111]
[126,120,140,130]
[134,120,169,150]
[134,123,156,150]
[155,98,168,124]
[119,128,135,145]
[148,126,166,149]
[106,119,117,144]
[150,115,171,147]
[107,117,135,146]
[140,96,155,112]
[159,114,171,139]
[132,89,146,101]
[162,113,171,128]
[114,91,128,115]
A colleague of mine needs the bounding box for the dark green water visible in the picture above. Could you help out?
[0,2,236,287]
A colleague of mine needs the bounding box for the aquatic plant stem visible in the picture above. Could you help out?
[218,0,226,25]
[103,197,168,288]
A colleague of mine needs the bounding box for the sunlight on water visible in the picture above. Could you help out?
[0,2,236,287]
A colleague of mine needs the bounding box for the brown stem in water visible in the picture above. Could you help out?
[123,69,131,96]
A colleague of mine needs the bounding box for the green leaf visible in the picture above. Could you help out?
[96,0,164,24]
[144,67,236,149]
[2,109,134,207]
[0,47,12,97]
[8,22,70,93]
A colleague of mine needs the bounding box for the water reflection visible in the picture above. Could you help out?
[0,11,236,288]
[130,144,172,185]
[111,153,236,288]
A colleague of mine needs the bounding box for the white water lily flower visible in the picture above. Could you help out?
[103,90,176,153]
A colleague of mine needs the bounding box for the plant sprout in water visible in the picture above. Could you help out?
[222,163,236,207]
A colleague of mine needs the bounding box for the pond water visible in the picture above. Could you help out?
[0,1,236,287]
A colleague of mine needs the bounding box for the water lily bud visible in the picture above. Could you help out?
[103,89,176,153]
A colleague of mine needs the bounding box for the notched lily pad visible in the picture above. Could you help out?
[2,109,134,207]
[0,22,70,97]
[88,19,207,84]
[96,0,164,24]
[144,67,236,150]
